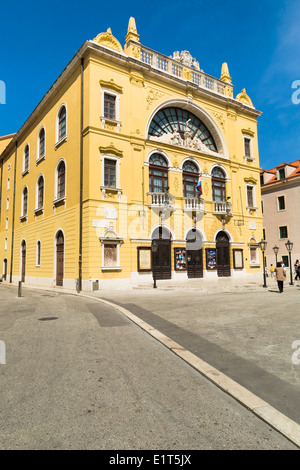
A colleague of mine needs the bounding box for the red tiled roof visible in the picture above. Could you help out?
[261,159,300,184]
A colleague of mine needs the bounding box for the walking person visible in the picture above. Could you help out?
[294,260,300,280]
[275,261,286,293]
[270,264,275,278]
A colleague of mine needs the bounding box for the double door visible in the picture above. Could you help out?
[187,249,203,278]
[152,239,171,280]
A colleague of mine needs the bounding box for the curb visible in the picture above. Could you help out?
[79,293,300,449]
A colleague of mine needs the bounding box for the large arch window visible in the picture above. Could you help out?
[57,105,67,143]
[212,167,226,201]
[149,153,168,193]
[148,107,217,152]
[182,160,199,197]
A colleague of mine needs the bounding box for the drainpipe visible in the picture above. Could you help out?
[78,57,84,291]
[10,142,17,283]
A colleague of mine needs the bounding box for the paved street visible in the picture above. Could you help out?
[0,281,299,450]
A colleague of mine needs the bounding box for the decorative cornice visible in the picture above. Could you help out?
[99,142,123,158]
[99,79,123,93]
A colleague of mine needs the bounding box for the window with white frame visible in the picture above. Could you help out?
[21,186,28,218]
[55,160,66,200]
[23,144,29,173]
[5,217,8,230]
[7,178,10,190]
[37,127,46,161]
[36,175,44,210]
[278,195,285,211]
[6,197,9,210]
[4,238,7,251]
[249,238,259,266]
[101,89,120,130]
[56,104,67,145]
[246,185,255,208]
[243,135,254,161]
[101,155,121,191]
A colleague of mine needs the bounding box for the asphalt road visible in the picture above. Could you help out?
[0,283,298,450]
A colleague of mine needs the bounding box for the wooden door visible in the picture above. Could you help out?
[21,242,26,282]
[187,249,203,278]
[216,232,230,277]
[3,259,7,280]
[152,239,171,280]
[56,232,64,286]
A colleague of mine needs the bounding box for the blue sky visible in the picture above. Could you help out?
[1,0,300,170]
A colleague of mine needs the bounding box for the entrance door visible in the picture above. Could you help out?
[3,259,7,281]
[56,231,64,287]
[216,231,230,277]
[187,249,203,278]
[186,229,203,278]
[21,241,26,282]
[152,239,171,280]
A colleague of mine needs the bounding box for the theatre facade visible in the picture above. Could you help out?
[0,18,264,290]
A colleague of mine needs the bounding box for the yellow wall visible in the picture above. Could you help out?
[0,20,264,289]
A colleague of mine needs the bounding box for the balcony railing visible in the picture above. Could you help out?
[213,201,232,214]
[139,46,227,97]
[148,192,175,208]
[183,197,205,212]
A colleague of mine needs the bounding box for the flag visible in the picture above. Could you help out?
[196,173,202,196]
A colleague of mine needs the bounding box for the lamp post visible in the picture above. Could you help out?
[151,240,158,288]
[285,239,294,286]
[273,245,279,266]
[259,239,267,288]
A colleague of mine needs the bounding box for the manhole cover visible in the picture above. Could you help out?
[38,317,59,321]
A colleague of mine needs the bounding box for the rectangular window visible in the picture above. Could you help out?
[282,255,289,267]
[4,238,7,250]
[278,168,285,180]
[5,218,8,230]
[244,138,251,157]
[278,196,285,211]
[263,228,266,240]
[279,226,288,239]
[7,178,10,190]
[250,247,258,265]
[104,159,116,187]
[247,186,254,207]
[104,244,117,268]
[104,93,116,120]
[260,173,264,185]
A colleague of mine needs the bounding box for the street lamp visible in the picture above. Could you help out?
[151,240,159,289]
[259,239,267,288]
[273,245,279,265]
[285,239,294,286]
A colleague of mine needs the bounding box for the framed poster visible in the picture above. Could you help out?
[174,248,187,271]
[137,247,152,272]
[206,248,217,270]
[233,249,244,269]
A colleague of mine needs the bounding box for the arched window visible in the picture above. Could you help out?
[37,175,44,209]
[149,153,168,193]
[57,161,65,199]
[58,106,66,141]
[182,160,199,197]
[23,144,29,173]
[38,127,45,160]
[148,107,217,152]
[212,167,226,201]
[22,187,28,216]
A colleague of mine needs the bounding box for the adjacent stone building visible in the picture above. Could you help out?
[261,160,300,271]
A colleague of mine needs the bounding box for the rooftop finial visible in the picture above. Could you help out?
[220,62,232,84]
[125,17,139,43]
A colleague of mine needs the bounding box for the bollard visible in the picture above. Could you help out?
[18,281,22,297]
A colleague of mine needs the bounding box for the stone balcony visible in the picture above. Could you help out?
[183,197,205,212]
[213,201,232,215]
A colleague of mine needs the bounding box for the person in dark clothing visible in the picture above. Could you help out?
[295,260,300,280]
[275,261,286,293]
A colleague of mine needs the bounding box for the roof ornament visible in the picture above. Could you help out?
[171,50,200,70]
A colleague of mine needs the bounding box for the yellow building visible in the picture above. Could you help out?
[0,18,264,291]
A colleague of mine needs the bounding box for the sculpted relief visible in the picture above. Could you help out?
[149,119,220,157]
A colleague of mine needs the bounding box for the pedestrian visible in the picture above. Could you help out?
[275,261,286,293]
[294,260,300,280]
[270,264,275,278]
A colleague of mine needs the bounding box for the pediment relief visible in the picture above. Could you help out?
[99,142,123,158]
